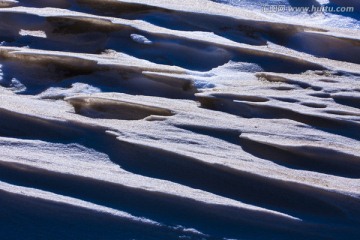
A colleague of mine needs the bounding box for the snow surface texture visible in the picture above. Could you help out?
[0,0,359,239]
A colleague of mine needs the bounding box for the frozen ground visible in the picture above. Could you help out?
[0,0,359,239]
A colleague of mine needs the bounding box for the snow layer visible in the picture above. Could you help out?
[0,0,359,239]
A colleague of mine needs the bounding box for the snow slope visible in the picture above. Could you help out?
[0,0,359,239]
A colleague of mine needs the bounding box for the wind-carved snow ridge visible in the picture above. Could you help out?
[0,0,359,239]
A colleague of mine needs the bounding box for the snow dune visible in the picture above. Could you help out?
[0,0,359,239]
